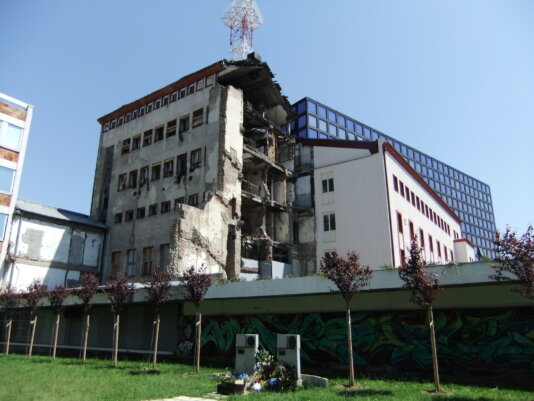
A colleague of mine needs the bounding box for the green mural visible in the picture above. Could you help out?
[200,308,534,372]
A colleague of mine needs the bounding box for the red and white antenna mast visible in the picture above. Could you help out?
[221,0,264,60]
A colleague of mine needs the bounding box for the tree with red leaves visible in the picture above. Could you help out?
[143,268,174,368]
[178,266,212,374]
[0,285,21,355]
[320,251,372,387]
[74,274,100,362]
[48,284,70,360]
[491,225,534,303]
[105,274,135,367]
[398,237,443,393]
[24,280,45,358]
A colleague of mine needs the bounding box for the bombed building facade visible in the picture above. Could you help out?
[91,55,296,280]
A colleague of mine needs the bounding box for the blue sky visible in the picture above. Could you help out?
[1,0,533,234]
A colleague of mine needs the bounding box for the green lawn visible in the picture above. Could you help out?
[0,354,532,401]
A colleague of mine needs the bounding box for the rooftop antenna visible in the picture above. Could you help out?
[221,0,263,60]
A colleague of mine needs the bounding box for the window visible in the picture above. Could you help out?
[171,92,178,102]
[139,106,145,116]
[118,173,127,191]
[437,241,442,258]
[140,166,149,185]
[151,162,161,181]
[397,212,403,234]
[128,170,138,188]
[163,158,174,177]
[190,149,202,169]
[188,84,195,95]
[400,182,405,197]
[148,204,158,216]
[179,115,190,133]
[192,108,203,127]
[419,229,425,248]
[409,221,414,240]
[111,252,121,279]
[323,212,336,242]
[393,175,399,192]
[176,153,187,178]
[126,249,136,276]
[179,88,186,99]
[206,74,214,87]
[174,197,185,210]
[405,186,410,201]
[444,245,448,261]
[196,79,205,90]
[429,235,434,253]
[114,212,122,224]
[154,125,164,142]
[400,249,406,266]
[147,103,153,113]
[322,177,334,193]
[137,207,145,219]
[142,247,153,276]
[162,96,169,106]
[416,196,420,211]
[166,119,177,137]
[0,120,23,151]
[131,134,141,151]
[0,166,15,193]
[161,201,171,213]
[125,209,134,222]
[143,129,153,146]
[186,194,198,207]
[121,138,130,154]
[321,172,334,204]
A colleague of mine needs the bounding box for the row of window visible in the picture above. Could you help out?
[0,166,15,194]
[397,212,454,264]
[117,149,203,191]
[0,119,23,152]
[392,175,453,237]
[103,74,216,133]
[111,244,169,277]
[114,195,201,224]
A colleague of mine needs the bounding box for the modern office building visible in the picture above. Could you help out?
[0,93,33,278]
[288,97,496,257]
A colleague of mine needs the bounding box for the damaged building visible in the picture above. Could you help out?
[91,54,296,280]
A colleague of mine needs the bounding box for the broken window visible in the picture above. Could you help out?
[143,129,153,146]
[163,158,174,177]
[117,117,123,127]
[206,74,214,87]
[140,166,149,185]
[176,154,187,178]
[124,114,130,123]
[190,149,202,170]
[174,197,185,210]
[154,125,164,142]
[179,115,190,133]
[125,209,134,222]
[192,108,203,127]
[126,249,136,276]
[151,162,161,181]
[128,170,138,188]
[131,110,137,120]
[111,252,121,279]
[117,173,127,191]
[161,201,171,214]
[159,244,169,269]
[132,134,141,151]
[188,194,199,207]
[148,204,158,216]
[142,247,153,276]
[196,79,205,91]
[166,119,176,137]
[137,207,145,219]
[139,106,145,117]
[114,213,122,224]
[121,138,131,154]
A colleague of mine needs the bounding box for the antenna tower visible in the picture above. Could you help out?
[221,0,263,60]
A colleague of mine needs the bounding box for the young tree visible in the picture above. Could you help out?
[74,274,100,362]
[320,251,372,387]
[178,265,212,374]
[0,285,21,355]
[143,268,174,368]
[24,280,45,358]
[105,275,135,367]
[398,237,443,393]
[48,284,70,360]
[490,225,534,303]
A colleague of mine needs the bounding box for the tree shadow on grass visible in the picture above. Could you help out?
[433,397,491,401]
[338,389,393,397]
[31,359,52,364]
[129,367,161,376]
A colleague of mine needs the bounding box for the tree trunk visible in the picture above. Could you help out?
[28,315,37,358]
[346,305,355,387]
[52,312,60,359]
[152,313,160,368]
[194,310,201,374]
[4,318,12,355]
[427,306,441,392]
[113,313,120,367]
[82,313,90,362]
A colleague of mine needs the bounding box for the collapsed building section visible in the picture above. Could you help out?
[91,54,295,280]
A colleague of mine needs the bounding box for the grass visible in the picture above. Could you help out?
[0,354,532,401]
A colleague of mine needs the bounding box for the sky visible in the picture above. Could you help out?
[1,0,533,234]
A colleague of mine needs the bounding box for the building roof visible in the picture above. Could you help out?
[16,199,107,230]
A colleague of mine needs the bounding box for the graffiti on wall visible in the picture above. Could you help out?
[199,308,534,372]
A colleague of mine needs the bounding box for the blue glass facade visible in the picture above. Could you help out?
[287,97,496,257]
